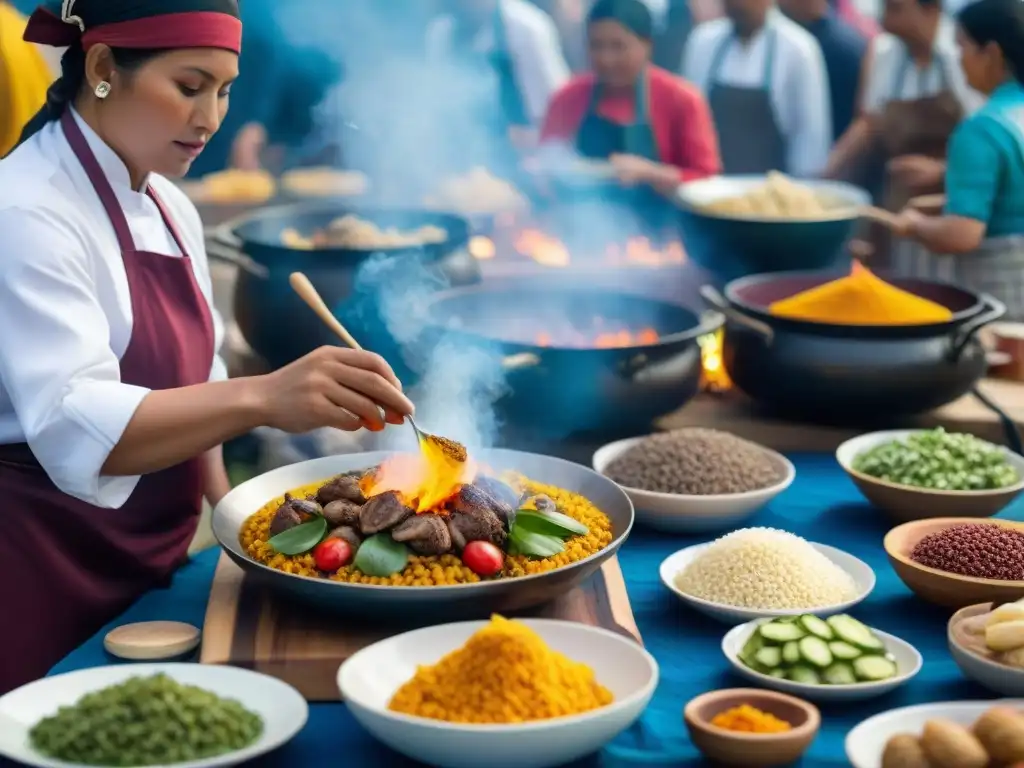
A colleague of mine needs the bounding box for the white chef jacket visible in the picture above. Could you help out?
[0,109,226,510]
[425,0,571,125]
[862,16,982,116]
[683,10,833,177]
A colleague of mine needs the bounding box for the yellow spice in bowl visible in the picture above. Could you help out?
[388,615,614,723]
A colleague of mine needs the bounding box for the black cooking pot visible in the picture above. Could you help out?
[417,278,723,436]
[210,203,482,376]
[702,271,1007,424]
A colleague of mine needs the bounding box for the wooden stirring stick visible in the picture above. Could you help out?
[858,205,902,229]
[288,272,463,458]
[289,271,362,350]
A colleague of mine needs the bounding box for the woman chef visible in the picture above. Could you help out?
[894,0,1024,318]
[0,0,414,693]
[539,0,720,218]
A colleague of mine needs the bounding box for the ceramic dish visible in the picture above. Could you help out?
[592,437,795,533]
[845,699,1024,768]
[683,688,820,767]
[0,663,307,768]
[948,602,1024,696]
[722,618,922,702]
[836,429,1024,523]
[337,619,658,768]
[659,542,875,624]
[884,517,1024,608]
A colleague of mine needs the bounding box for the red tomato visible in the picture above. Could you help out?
[314,537,352,572]
[462,540,503,577]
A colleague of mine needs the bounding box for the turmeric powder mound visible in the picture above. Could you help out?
[387,615,614,724]
[769,262,953,325]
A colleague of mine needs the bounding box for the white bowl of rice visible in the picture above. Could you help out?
[659,528,876,624]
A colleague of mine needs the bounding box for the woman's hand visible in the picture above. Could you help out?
[610,153,660,186]
[888,155,945,192]
[230,122,268,171]
[254,347,414,434]
[892,207,927,239]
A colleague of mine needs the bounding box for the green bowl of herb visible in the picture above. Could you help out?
[836,428,1024,523]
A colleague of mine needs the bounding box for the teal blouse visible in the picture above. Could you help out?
[945,81,1024,237]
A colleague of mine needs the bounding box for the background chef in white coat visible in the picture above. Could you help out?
[682,0,832,176]
[425,0,571,164]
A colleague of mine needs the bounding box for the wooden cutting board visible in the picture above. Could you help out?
[200,554,642,701]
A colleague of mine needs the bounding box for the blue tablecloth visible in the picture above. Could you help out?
[31,454,1023,766]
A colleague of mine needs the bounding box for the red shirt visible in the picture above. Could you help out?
[540,66,722,181]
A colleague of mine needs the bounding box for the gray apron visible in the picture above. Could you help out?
[707,28,787,174]
[892,108,1024,320]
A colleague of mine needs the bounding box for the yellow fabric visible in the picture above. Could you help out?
[769,262,954,325]
[0,2,54,157]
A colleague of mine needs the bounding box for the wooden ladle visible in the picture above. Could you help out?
[858,205,902,229]
[288,271,464,459]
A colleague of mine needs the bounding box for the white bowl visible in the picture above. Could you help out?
[592,437,795,534]
[0,663,308,768]
[845,699,1024,768]
[659,542,876,624]
[949,640,1024,696]
[722,619,922,702]
[337,619,658,768]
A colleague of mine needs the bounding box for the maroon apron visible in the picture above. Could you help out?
[0,111,214,693]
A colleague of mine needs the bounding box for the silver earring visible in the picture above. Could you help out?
[94,81,111,99]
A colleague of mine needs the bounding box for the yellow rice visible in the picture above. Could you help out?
[239,475,614,585]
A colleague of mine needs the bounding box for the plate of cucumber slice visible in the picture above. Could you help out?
[722,614,922,702]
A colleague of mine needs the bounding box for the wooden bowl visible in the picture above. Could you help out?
[683,688,820,767]
[836,430,1024,524]
[884,518,1024,608]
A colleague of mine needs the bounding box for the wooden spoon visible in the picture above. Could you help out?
[288,272,465,460]
[858,205,902,228]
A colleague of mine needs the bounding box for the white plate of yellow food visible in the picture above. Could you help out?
[949,598,1024,696]
[182,169,277,205]
[280,167,368,198]
[846,700,1024,768]
[337,616,657,768]
[659,528,875,624]
[722,615,921,702]
[0,663,307,768]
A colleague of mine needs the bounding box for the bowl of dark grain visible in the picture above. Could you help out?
[592,429,795,534]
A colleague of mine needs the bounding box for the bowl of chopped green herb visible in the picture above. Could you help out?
[0,664,307,768]
[836,428,1024,523]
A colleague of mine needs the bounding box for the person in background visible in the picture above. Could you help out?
[540,0,720,200]
[893,0,1024,317]
[0,0,53,155]
[824,0,979,261]
[425,0,570,161]
[833,0,877,38]
[0,0,413,693]
[683,0,832,176]
[652,0,693,71]
[187,0,342,175]
[780,0,868,139]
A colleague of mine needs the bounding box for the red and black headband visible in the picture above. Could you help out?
[24,0,242,54]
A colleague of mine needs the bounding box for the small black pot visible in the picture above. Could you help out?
[702,271,1006,422]
[418,279,724,436]
[210,203,482,376]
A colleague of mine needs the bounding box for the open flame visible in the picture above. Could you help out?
[467,227,686,268]
[700,328,731,391]
[359,440,477,513]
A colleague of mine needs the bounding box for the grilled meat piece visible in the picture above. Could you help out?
[317,474,366,505]
[326,525,362,552]
[458,482,515,529]
[323,499,362,527]
[475,475,519,509]
[391,514,452,555]
[269,494,322,537]
[359,491,413,535]
[447,487,508,550]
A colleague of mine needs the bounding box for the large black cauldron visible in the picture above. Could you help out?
[210,203,481,376]
[702,271,1006,423]
[418,279,723,436]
